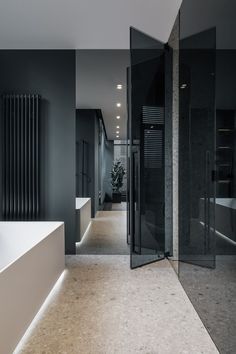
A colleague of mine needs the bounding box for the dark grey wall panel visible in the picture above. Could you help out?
[98,120,104,205]
[0,50,76,254]
[103,140,114,202]
[94,115,99,214]
[76,109,113,215]
[216,51,236,109]
[98,120,114,205]
[180,0,236,49]
[76,109,97,217]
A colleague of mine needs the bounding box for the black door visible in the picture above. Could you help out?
[129,27,166,268]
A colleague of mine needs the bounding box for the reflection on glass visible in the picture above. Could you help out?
[179,27,216,268]
[129,27,167,268]
[179,1,236,352]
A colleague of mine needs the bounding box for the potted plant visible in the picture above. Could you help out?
[111,160,125,203]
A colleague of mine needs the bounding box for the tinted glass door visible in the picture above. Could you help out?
[179,28,216,268]
[129,27,166,268]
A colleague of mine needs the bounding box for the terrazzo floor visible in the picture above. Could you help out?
[76,211,129,255]
[17,256,219,354]
[179,255,236,354]
[103,202,127,211]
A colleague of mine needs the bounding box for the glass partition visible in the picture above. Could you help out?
[179,1,236,352]
[129,27,166,268]
[179,28,216,268]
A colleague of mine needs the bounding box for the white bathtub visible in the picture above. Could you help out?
[0,222,65,354]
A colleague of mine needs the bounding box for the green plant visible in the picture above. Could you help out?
[111,160,125,192]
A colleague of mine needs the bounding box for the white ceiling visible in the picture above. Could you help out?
[76,50,129,140]
[0,0,182,49]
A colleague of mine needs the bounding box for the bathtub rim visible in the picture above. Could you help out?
[0,221,64,274]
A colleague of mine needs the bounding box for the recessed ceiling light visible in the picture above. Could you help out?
[116,135,119,138]
[117,84,123,90]
[116,131,119,134]
[116,103,121,107]
[116,116,120,119]
[116,125,120,129]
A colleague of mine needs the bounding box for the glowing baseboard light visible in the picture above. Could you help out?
[76,221,92,246]
[13,269,67,354]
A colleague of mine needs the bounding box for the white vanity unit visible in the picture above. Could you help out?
[0,222,65,354]
[76,198,91,242]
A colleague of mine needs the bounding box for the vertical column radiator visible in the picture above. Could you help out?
[2,94,40,220]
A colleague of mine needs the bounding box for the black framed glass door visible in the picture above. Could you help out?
[129,27,166,268]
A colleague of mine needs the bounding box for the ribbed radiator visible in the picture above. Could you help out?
[2,94,40,220]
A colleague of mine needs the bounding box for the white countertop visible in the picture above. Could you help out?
[76,198,91,209]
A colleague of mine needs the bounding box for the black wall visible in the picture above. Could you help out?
[0,50,76,254]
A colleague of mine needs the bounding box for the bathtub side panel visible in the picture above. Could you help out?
[0,224,65,354]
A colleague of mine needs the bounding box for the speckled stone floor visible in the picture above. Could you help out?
[17,256,219,354]
[111,202,127,211]
[103,203,127,211]
[76,211,129,255]
[179,256,236,354]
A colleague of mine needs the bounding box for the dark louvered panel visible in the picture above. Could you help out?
[144,130,163,169]
[142,105,164,125]
[2,94,40,220]
[142,105,164,169]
